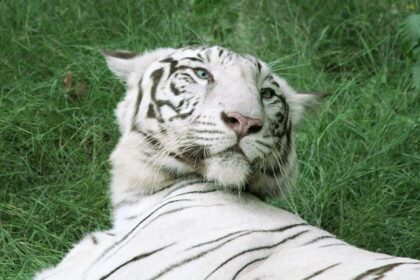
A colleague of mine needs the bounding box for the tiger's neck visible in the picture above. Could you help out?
[109,131,198,208]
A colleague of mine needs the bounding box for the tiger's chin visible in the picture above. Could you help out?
[201,152,251,190]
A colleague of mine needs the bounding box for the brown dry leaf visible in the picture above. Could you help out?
[63,71,73,93]
[63,71,89,101]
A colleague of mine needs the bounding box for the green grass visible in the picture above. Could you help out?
[1,0,419,278]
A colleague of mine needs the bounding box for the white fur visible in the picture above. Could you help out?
[35,183,420,279]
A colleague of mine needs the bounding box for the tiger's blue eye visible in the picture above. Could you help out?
[194,68,210,80]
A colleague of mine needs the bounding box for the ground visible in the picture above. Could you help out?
[0,0,419,278]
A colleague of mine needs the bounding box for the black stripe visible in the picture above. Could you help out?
[163,153,197,167]
[179,72,195,81]
[375,257,398,261]
[146,104,157,118]
[193,121,217,126]
[192,136,221,141]
[160,57,178,77]
[147,68,164,121]
[266,75,274,82]
[124,215,138,220]
[99,244,174,280]
[204,230,310,279]
[131,79,143,131]
[279,121,292,165]
[181,56,204,63]
[278,95,288,128]
[232,256,269,280]
[271,80,280,88]
[302,235,336,246]
[180,76,193,83]
[192,129,224,134]
[302,263,340,280]
[90,199,192,266]
[218,48,224,57]
[255,140,271,149]
[170,82,181,95]
[150,68,164,99]
[268,99,282,106]
[113,197,142,209]
[114,179,203,209]
[134,131,161,149]
[268,99,282,105]
[168,108,195,121]
[142,131,164,150]
[141,204,225,230]
[265,164,281,177]
[190,222,306,250]
[186,229,250,251]
[162,179,207,198]
[251,144,265,156]
[256,61,262,73]
[150,224,307,280]
[319,243,348,248]
[91,235,98,244]
[155,99,179,113]
[168,189,219,199]
[353,262,406,280]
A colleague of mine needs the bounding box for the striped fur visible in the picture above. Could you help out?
[36,182,420,279]
[35,46,420,279]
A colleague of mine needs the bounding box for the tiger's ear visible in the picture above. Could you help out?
[103,50,139,82]
[103,48,175,84]
[287,92,327,124]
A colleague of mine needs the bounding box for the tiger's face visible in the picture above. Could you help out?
[105,46,322,198]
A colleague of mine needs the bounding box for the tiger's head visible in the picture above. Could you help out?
[105,46,323,201]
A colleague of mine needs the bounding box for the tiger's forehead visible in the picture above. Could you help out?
[167,46,263,70]
[161,46,273,84]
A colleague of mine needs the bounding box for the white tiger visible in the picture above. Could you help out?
[35,46,420,279]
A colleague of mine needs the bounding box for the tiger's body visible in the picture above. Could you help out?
[35,46,420,279]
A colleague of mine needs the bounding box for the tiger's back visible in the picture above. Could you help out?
[36,181,420,279]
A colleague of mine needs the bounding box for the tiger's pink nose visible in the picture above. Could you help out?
[221,112,263,139]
